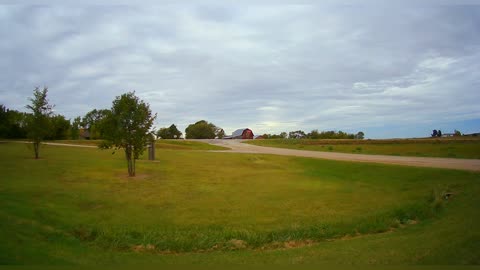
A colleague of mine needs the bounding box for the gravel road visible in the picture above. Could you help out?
[204,139,480,172]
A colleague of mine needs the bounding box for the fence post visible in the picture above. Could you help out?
[148,138,155,160]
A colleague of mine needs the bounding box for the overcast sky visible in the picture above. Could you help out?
[1,3,479,138]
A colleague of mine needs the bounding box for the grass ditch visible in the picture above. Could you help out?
[69,190,449,253]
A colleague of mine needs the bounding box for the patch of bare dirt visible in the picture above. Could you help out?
[227,239,247,250]
[283,239,315,249]
[132,244,156,253]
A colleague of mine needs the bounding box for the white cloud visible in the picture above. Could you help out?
[0,4,479,138]
[418,57,457,70]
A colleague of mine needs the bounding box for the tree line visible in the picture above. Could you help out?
[261,130,365,139]
[0,102,110,141]
[0,103,71,140]
[431,129,463,137]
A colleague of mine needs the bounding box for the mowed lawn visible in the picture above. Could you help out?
[245,138,480,159]
[50,139,230,151]
[0,141,479,264]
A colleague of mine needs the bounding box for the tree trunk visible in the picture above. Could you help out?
[128,159,135,177]
[132,158,136,177]
[33,141,39,159]
[125,146,135,177]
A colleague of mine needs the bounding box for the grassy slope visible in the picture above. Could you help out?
[245,138,480,159]
[0,142,479,264]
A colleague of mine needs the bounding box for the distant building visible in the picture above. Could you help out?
[226,128,254,139]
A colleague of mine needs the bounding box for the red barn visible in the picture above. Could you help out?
[231,128,254,139]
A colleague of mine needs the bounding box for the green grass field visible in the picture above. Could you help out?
[1,141,479,264]
[245,138,480,159]
[49,139,229,151]
[154,139,229,151]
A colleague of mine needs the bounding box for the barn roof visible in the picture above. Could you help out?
[232,128,249,137]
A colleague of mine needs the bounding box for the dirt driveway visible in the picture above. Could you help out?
[204,139,480,172]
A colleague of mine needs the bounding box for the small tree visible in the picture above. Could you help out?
[355,131,365,139]
[437,130,442,137]
[26,87,53,159]
[100,92,157,177]
[216,128,225,139]
[431,130,438,137]
[454,130,462,136]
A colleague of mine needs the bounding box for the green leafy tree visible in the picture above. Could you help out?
[185,120,217,139]
[307,129,356,139]
[0,105,29,139]
[100,92,157,177]
[355,131,365,139]
[0,105,7,137]
[262,132,288,139]
[454,130,462,137]
[81,109,110,139]
[70,116,81,139]
[26,87,53,159]
[308,129,321,139]
[157,124,182,139]
[47,115,71,140]
[216,128,225,139]
[156,127,170,139]
[169,124,182,139]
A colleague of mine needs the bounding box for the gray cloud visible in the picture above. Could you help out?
[0,4,479,138]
